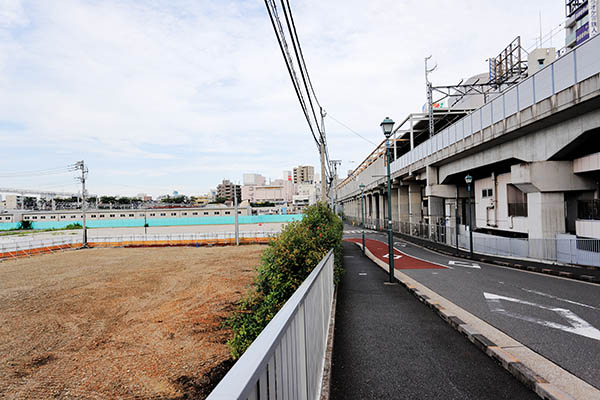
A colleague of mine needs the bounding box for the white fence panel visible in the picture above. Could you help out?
[472,109,481,133]
[576,34,600,82]
[492,96,504,124]
[464,114,473,137]
[554,51,576,92]
[518,76,535,109]
[481,103,492,129]
[534,65,554,101]
[504,86,519,117]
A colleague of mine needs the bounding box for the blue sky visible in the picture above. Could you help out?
[0,0,565,197]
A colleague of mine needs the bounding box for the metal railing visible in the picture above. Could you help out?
[343,216,600,268]
[0,231,277,260]
[207,250,335,400]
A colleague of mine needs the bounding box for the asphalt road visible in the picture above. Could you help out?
[343,226,600,390]
[330,241,538,399]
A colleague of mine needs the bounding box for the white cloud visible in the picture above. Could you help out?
[0,0,565,196]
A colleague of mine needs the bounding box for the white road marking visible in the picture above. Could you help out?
[448,260,481,269]
[431,272,438,275]
[343,230,377,234]
[521,288,600,311]
[484,292,600,341]
[358,272,367,276]
[382,254,402,259]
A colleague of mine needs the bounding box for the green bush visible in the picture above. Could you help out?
[226,202,343,359]
[64,223,83,230]
[18,220,33,230]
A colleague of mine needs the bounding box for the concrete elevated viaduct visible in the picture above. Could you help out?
[338,36,600,264]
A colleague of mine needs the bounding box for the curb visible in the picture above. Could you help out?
[388,231,600,284]
[319,287,338,400]
[357,242,598,400]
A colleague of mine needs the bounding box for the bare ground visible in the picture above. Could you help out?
[0,246,264,399]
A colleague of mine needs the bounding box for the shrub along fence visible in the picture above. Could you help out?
[207,203,343,399]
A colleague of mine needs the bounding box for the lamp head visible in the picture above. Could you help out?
[465,174,473,184]
[380,117,395,138]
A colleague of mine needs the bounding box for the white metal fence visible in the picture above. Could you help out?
[345,216,600,268]
[207,249,335,400]
[0,235,82,257]
[0,231,277,260]
[89,231,275,244]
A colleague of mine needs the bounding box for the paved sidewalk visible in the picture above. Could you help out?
[330,241,538,399]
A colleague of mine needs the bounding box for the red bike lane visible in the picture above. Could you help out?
[344,238,447,270]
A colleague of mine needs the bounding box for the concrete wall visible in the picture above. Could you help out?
[474,173,529,234]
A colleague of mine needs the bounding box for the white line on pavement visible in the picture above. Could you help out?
[484,292,600,341]
[521,288,600,310]
[448,260,481,269]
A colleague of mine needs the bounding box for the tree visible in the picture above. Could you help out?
[23,197,36,209]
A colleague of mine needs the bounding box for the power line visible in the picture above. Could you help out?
[280,0,321,140]
[0,165,73,178]
[263,0,334,183]
[283,0,321,112]
[264,0,321,151]
[327,114,378,146]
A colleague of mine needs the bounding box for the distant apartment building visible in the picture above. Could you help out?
[136,193,153,202]
[293,165,314,184]
[191,195,211,206]
[4,195,25,210]
[217,180,241,203]
[242,179,295,204]
[292,182,318,207]
[243,173,266,186]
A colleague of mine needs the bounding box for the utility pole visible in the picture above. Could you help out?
[330,160,342,214]
[234,183,239,246]
[320,107,327,204]
[74,160,88,247]
[425,55,437,138]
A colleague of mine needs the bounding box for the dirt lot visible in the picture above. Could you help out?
[0,246,264,399]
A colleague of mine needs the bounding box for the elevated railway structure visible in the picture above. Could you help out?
[338,35,600,265]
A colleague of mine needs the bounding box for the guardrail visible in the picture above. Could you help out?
[207,249,335,400]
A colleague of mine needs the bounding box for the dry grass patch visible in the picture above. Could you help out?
[0,245,264,399]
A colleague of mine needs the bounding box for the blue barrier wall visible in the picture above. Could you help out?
[0,214,303,231]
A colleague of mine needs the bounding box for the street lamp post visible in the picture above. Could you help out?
[465,174,474,257]
[359,183,366,256]
[381,117,395,283]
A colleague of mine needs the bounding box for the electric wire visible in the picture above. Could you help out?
[264,0,321,151]
[283,0,321,113]
[280,0,321,141]
[0,165,73,178]
[327,114,378,146]
[264,0,334,181]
